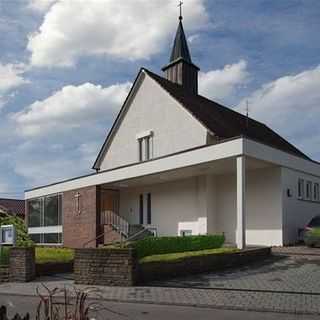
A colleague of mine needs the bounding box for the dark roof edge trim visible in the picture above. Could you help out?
[92,68,146,170]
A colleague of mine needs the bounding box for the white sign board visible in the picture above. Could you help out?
[0,225,16,245]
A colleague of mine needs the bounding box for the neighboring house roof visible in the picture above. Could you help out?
[93,68,309,170]
[0,198,25,218]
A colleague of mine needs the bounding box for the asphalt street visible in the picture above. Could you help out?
[0,294,318,320]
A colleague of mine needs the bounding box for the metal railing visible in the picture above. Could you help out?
[101,210,129,238]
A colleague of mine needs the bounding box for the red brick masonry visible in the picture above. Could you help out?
[63,186,100,248]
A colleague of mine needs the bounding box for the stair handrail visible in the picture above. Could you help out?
[101,210,129,237]
[82,231,107,248]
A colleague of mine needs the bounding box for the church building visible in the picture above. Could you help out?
[25,15,320,249]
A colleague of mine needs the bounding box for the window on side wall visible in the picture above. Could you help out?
[137,131,153,162]
[314,183,320,202]
[306,181,312,200]
[298,179,304,199]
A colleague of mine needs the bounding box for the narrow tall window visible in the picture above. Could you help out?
[137,133,152,162]
[139,194,144,225]
[306,181,312,200]
[298,179,304,199]
[147,193,152,225]
[145,136,150,161]
[314,183,320,201]
[138,139,143,162]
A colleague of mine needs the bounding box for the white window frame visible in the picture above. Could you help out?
[137,130,153,162]
[298,178,304,199]
[306,181,312,200]
[314,183,320,202]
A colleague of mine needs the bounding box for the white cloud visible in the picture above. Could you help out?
[27,0,57,13]
[199,60,250,101]
[237,65,320,157]
[27,0,208,67]
[12,82,131,137]
[0,63,27,93]
[0,63,28,109]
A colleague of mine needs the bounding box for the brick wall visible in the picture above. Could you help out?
[0,266,9,283]
[9,247,35,282]
[63,186,101,248]
[74,248,137,286]
[139,247,271,283]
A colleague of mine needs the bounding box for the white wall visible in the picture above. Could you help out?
[118,166,283,246]
[100,73,207,171]
[282,167,320,245]
[119,176,208,236]
[215,167,283,246]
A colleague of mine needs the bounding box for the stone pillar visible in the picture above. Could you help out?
[74,248,137,286]
[236,156,246,249]
[9,247,35,282]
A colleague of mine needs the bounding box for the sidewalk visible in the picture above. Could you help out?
[0,275,319,316]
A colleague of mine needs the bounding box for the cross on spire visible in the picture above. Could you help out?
[178,1,183,20]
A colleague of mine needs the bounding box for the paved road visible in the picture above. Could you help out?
[0,294,318,320]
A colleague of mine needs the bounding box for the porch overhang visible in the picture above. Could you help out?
[25,137,320,200]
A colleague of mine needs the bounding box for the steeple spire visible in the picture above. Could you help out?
[162,6,200,95]
[169,19,192,64]
[178,1,183,21]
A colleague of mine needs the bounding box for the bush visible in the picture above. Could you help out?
[131,234,225,259]
[36,247,74,264]
[304,228,320,247]
[0,214,34,247]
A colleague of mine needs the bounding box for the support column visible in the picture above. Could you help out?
[236,156,246,249]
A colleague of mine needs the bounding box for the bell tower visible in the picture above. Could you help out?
[162,6,200,95]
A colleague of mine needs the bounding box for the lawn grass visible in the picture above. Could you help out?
[139,247,238,264]
[35,247,74,264]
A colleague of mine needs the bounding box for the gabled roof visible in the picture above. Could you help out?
[0,198,25,218]
[93,68,309,170]
[144,69,309,160]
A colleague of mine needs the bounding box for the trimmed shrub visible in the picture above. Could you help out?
[0,214,34,247]
[131,234,225,259]
[304,228,320,247]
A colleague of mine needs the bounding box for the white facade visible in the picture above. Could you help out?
[117,165,284,246]
[24,67,320,248]
[99,72,208,171]
[281,167,320,244]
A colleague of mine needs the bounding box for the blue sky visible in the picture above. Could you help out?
[0,0,320,198]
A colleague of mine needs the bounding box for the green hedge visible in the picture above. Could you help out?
[131,234,225,259]
[0,214,34,247]
[304,228,320,247]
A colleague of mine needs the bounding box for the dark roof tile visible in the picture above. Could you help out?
[145,69,309,160]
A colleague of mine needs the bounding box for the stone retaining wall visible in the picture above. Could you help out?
[36,262,73,277]
[139,247,271,283]
[0,266,9,283]
[73,247,271,286]
[9,247,35,282]
[74,248,137,286]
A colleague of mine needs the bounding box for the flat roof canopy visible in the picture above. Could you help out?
[25,137,320,199]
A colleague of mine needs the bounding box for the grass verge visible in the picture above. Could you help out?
[35,247,74,264]
[139,247,238,264]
